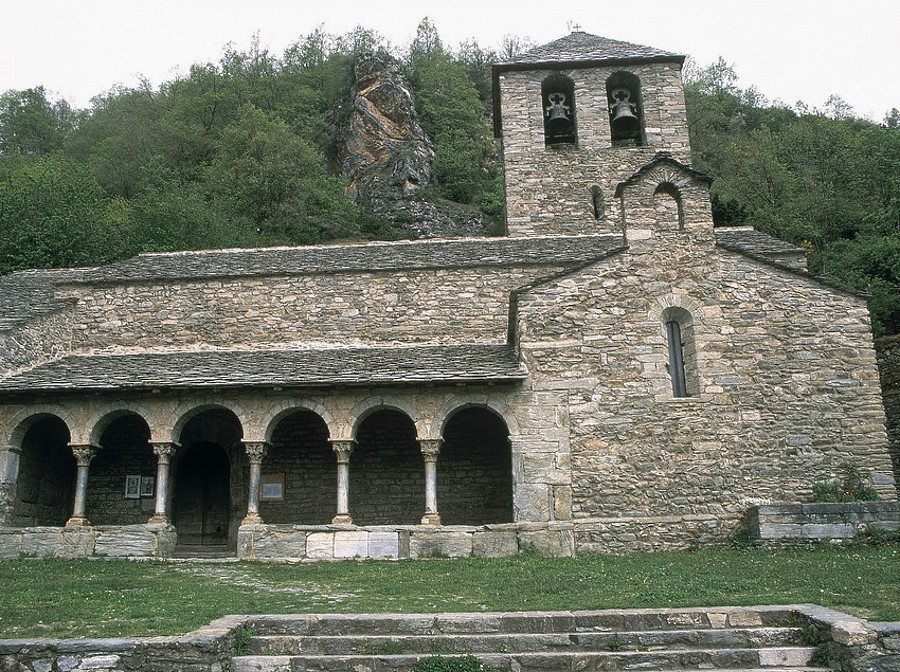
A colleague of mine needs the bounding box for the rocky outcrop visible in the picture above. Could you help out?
[335,52,489,238]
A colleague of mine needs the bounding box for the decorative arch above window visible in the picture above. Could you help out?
[542,73,577,146]
[606,71,644,147]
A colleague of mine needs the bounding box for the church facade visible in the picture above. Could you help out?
[0,33,894,560]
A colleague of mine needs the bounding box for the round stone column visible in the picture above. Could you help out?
[66,444,98,527]
[149,442,177,525]
[420,439,442,525]
[242,441,269,525]
[330,440,355,525]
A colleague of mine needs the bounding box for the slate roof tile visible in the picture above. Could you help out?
[0,268,91,331]
[76,234,624,283]
[0,344,527,392]
[496,32,683,68]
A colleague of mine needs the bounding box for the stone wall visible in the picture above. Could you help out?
[65,266,565,352]
[876,335,900,487]
[515,195,895,546]
[0,524,176,559]
[497,62,691,237]
[0,614,239,672]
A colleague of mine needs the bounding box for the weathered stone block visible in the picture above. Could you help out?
[473,529,519,557]
[832,619,877,646]
[94,526,157,557]
[333,531,368,559]
[409,530,473,558]
[367,531,399,559]
[306,532,334,560]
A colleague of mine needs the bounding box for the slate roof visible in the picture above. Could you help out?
[714,227,805,257]
[0,268,91,331]
[0,344,527,393]
[75,234,624,284]
[496,32,684,69]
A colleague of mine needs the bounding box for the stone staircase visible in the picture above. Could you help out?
[231,607,827,672]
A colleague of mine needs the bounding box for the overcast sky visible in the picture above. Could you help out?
[2,0,898,121]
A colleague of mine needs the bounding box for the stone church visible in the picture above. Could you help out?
[0,32,895,560]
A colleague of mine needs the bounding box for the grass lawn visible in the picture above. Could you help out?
[0,545,897,640]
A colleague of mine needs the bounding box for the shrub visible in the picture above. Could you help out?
[811,463,879,503]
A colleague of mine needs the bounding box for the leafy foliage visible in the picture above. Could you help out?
[811,463,880,503]
[685,59,900,335]
[0,153,119,272]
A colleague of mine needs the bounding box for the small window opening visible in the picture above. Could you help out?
[590,185,604,220]
[653,182,685,229]
[606,72,644,147]
[542,74,576,146]
[666,320,689,398]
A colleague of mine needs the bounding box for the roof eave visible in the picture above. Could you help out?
[0,375,529,396]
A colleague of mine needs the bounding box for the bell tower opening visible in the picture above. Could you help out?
[607,71,644,147]
[542,73,577,147]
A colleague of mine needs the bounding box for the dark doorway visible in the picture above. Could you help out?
[266,410,332,524]
[173,442,231,547]
[350,409,422,525]
[14,416,75,526]
[440,407,513,524]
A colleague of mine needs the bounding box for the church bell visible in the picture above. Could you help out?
[609,87,640,137]
[546,92,571,127]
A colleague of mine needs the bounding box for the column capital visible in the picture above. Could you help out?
[151,442,178,460]
[243,441,269,463]
[330,439,355,461]
[419,438,443,460]
[69,443,98,466]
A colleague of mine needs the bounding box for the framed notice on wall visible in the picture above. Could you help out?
[260,473,285,501]
[140,476,155,498]
[124,475,141,499]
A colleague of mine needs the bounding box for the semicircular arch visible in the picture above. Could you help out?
[348,396,423,439]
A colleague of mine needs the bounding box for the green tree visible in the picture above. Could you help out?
[0,87,77,157]
[68,83,169,198]
[0,153,117,272]
[203,104,358,244]
[405,20,502,216]
[124,158,256,254]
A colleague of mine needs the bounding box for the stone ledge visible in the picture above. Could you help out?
[237,523,575,560]
[748,502,900,542]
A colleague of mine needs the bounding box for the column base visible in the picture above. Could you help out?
[242,513,263,525]
[332,513,354,525]
[148,515,170,525]
[421,512,442,525]
[65,516,90,528]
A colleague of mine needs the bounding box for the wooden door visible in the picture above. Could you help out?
[174,443,230,546]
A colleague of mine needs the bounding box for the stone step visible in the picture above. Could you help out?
[243,608,799,637]
[249,627,808,656]
[232,646,819,672]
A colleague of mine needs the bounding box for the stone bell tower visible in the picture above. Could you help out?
[491,31,691,237]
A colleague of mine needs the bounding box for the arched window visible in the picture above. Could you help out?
[542,73,577,146]
[590,185,605,220]
[662,307,698,398]
[653,182,685,229]
[606,71,644,147]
